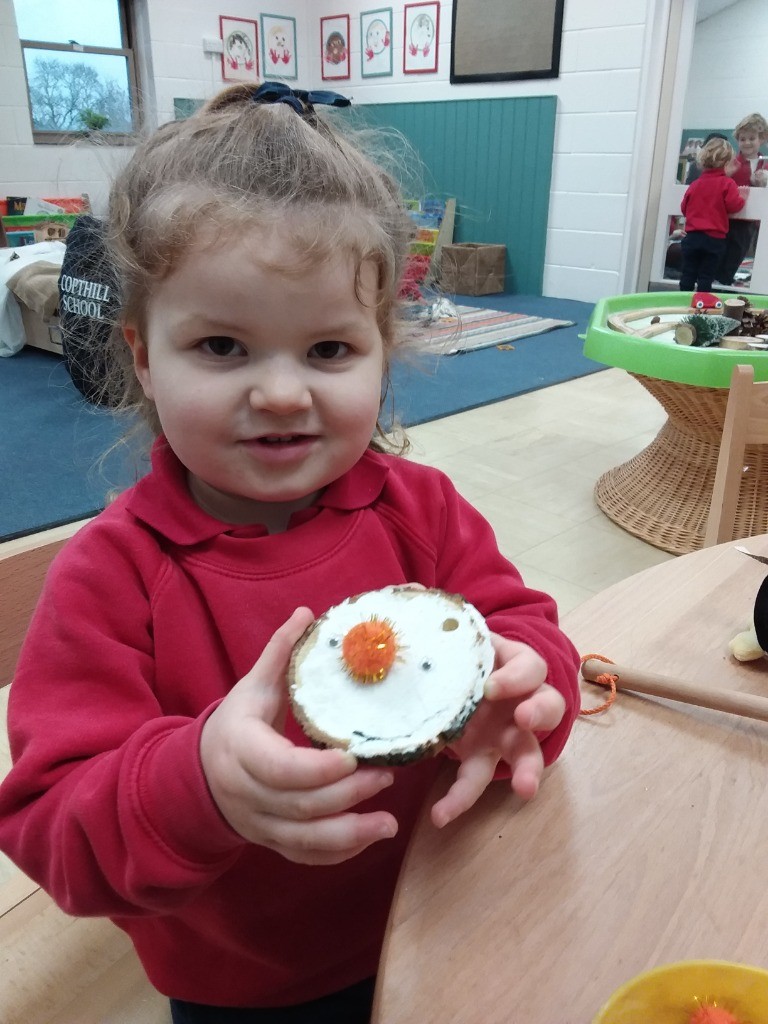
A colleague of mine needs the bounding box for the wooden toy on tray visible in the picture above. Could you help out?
[606,293,768,350]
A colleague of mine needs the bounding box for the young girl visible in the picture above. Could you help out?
[0,83,580,1023]
[680,136,746,293]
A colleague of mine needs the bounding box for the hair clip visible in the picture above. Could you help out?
[252,80,351,115]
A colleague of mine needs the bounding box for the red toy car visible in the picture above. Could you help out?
[691,291,723,311]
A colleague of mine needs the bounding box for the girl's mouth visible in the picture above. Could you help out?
[241,434,317,463]
[259,434,305,444]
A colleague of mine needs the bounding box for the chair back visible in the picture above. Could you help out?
[704,364,768,546]
[0,520,87,687]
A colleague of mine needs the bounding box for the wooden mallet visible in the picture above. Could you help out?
[581,658,768,724]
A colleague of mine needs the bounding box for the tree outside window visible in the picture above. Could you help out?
[13,0,139,140]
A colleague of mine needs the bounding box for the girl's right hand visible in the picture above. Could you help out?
[199,607,398,865]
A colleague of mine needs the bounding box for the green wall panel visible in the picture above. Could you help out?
[361,96,557,295]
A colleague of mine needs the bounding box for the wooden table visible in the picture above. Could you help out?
[372,536,768,1024]
[583,293,768,555]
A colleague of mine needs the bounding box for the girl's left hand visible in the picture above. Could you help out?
[430,633,566,828]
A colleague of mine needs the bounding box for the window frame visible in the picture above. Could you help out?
[16,0,141,144]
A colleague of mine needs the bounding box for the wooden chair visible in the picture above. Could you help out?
[704,364,768,547]
[0,520,169,1024]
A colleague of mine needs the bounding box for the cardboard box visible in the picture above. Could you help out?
[20,304,63,355]
[439,242,506,296]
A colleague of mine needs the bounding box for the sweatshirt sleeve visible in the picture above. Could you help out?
[0,522,245,918]
[426,472,581,765]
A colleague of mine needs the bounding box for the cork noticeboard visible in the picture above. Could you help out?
[450,0,564,84]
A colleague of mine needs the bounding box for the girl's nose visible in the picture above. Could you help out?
[248,359,312,414]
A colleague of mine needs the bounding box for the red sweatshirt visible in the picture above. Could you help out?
[681,167,745,238]
[729,151,766,187]
[0,441,579,1007]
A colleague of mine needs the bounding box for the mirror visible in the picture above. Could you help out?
[663,0,768,290]
[677,0,768,185]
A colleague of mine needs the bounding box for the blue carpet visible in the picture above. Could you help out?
[388,293,601,428]
[0,293,602,540]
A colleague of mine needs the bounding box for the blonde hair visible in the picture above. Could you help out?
[733,112,768,142]
[697,138,734,170]
[100,83,415,448]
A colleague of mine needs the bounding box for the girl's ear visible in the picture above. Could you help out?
[123,325,154,400]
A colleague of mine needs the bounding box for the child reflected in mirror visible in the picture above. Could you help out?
[680,136,747,293]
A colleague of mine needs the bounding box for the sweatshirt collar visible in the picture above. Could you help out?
[126,438,390,545]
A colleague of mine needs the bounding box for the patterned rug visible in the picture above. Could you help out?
[416,304,575,355]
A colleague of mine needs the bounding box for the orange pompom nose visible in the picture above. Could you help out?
[341,618,398,683]
[689,1005,741,1024]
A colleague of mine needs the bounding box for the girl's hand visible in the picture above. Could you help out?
[200,607,398,865]
[430,634,566,828]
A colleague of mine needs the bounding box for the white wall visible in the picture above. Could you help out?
[313,0,667,302]
[683,0,768,130]
[0,0,671,303]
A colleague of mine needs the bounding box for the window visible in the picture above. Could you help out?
[13,0,139,142]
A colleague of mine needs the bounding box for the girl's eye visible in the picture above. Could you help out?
[201,336,243,357]
[310,340,350,361]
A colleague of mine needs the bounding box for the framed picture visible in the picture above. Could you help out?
[403,2,440,75]
[361,8,393,78]
[260,13,297,80]
[450,0,564,83]
[321,14,351,81]
[219,16,259,83]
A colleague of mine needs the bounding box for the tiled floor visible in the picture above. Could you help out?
[405,365,675,616]
[0,365,674,888]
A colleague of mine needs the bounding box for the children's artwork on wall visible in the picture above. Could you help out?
[261,13,297,80]
[403,2,440,74]
[361,8,393,78]
[321,14,351,80]
[220,16,259,83]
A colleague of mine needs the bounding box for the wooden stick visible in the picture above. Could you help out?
[581,658,768,724]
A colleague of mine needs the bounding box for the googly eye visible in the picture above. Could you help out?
[328,636,340,648]
[421,659,433,671]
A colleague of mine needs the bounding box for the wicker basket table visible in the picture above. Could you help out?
[583,292,768,555]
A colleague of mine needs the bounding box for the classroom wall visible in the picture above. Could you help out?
[0,0,669,303]
[364,97,557,295]
[683,0,767,130]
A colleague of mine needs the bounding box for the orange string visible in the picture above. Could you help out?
[578,653,618,716]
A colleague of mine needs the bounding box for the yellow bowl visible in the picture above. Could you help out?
[593,960,768,1023]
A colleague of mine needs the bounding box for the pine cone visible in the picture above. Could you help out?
[740,309,768,336]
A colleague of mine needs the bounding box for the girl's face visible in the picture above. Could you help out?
[367,19,387,53]
[412,15,434,48]
[736,130,762,160]
[125,229,386,532]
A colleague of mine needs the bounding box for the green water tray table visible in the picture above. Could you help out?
[583,291,768,555]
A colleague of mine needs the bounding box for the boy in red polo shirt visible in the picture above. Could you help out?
[680,137,746,293]
[715,112,768,286]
